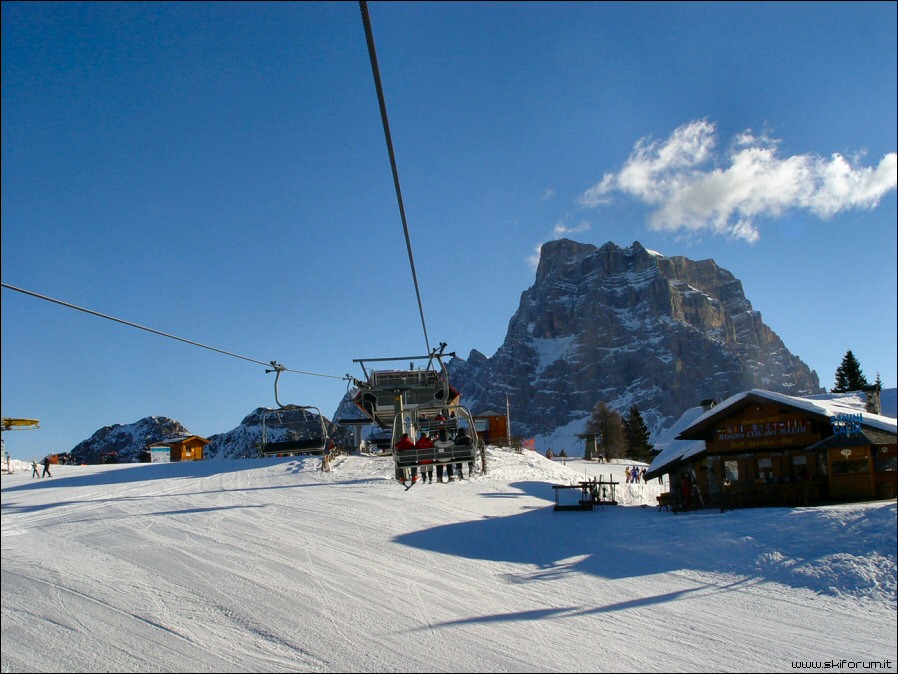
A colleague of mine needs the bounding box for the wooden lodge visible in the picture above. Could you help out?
[473,410,508,446]
[146,435,209,463]
[646,389,897,510]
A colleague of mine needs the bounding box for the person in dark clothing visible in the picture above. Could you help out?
[720,478,733,512]
[41,456,52,478]
[454,427,475,478]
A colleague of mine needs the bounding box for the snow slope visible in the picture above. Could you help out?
[2,450,895,673]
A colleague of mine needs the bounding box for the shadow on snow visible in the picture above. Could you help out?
[395,480,896,604]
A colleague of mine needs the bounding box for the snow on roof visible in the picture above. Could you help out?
[647,388,897,478]
[683,389,897,436]
[148,435,208,447]
[646,405,707,477]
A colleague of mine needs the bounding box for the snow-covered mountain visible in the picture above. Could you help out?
[67,240,832,462]
[446,239,822,444]
[207,407,352,460]
[67,409,353,463]
[70,416,191,464]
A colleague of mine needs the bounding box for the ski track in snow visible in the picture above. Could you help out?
[2,451,896,673]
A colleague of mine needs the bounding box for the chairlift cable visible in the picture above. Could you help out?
[1,283,346,381]
[359,0,432,357]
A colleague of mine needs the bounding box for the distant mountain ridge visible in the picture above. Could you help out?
[68,239,836,460]
[65,385,897,464]
[71,416,190,464]
[445,239,823,443]
[205,407,350,460]
[69,409,352,463]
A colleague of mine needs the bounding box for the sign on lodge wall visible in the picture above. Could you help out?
[710,409,819,453]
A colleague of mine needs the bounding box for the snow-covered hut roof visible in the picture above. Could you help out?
[645,389,897,480]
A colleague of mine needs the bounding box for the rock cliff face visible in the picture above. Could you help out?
[446,239,822,440]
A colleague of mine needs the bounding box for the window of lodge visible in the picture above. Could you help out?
[831,455,870,476]
[873,447,897,473]
[792,454,808,479]
[724,460,739,482]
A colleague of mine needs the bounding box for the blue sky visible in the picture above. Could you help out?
[2,1,896,460]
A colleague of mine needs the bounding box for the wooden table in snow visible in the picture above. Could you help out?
[552,478,618,511]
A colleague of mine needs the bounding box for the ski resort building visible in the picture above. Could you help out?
[473,410,509,447]
[646,389,897,509]
[146,435,209,463]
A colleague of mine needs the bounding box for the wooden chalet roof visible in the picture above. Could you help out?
[645,389,897,480]
[677,389,896,440]
[147,435,210,448]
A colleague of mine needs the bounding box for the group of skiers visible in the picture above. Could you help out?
[625,466,647,483]
[31,456,52,478]
[394,425,475,485]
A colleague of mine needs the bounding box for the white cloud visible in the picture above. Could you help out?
[526,244,543,271]
[580,120,898,242]
[540,188,555,201]
[552,220,591,238]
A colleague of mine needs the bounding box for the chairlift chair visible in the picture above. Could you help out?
[391,403,481,480]
[347,345,485,481]
[260,405,330,457]
[260,361,331,458]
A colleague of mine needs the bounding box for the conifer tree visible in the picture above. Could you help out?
[586,401,628,459]
[624,403,654,462]
[832,350,869,392]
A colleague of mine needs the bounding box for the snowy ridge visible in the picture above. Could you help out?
[529,334,579,377]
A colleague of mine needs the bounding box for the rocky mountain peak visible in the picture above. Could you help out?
[71,416,191,464]
[447,239,822,445]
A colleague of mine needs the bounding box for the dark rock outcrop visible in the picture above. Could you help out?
[446,239,822,439]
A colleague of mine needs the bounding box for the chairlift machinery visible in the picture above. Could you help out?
[1,418,40,431]
[346,345,486,479]
[2,418,40,473]
[349,345,460,430]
